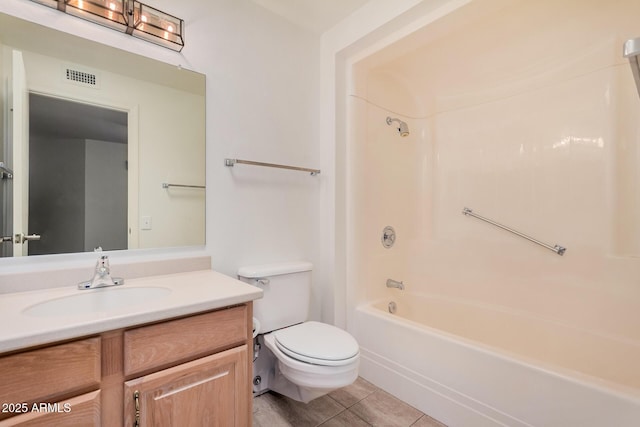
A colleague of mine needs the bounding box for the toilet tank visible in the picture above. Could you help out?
[237,261,312,333]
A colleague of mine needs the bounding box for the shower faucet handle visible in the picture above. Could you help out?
[382,226,396,248]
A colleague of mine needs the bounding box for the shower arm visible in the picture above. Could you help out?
[386,117,400,126]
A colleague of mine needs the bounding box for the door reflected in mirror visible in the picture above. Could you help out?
[0,13,206,257]
[29,94,128,255]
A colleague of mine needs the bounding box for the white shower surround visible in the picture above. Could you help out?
[344,0,640,425]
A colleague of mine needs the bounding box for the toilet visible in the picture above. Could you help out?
[238,261,359,403]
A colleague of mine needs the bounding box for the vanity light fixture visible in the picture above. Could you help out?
[65,0,128,32]
[29,0,184,51]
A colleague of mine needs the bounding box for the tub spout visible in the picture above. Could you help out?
[386,278,404,290]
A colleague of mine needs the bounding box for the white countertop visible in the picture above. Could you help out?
[0,269,262,354]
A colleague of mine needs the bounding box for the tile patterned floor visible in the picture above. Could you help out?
[252,377,447,427]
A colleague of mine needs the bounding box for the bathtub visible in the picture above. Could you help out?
[354,293,640,427]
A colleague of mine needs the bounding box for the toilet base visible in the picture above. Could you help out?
[253,335,276,396]
[270,364,335,403]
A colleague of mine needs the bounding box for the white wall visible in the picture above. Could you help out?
[0,0,323,317]
[0,0,477,326]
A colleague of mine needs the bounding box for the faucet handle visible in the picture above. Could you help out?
[96,255,110,272]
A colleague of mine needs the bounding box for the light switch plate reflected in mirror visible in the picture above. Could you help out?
[141,216,152,231]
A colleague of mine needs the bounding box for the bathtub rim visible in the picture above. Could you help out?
[355,295,640,404]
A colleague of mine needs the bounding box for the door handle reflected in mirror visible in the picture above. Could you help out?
[14,233,41,244]
[1,236,13,243]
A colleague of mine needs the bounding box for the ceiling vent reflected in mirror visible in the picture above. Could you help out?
[29,0,184,52]
[64,66,100,88]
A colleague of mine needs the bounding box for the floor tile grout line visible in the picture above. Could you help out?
[314,407,347,427]
[319,401,348,426]
[347,388,427,427]
[315,407,374,427]
[349,408,374,427]
[327,391,377,409]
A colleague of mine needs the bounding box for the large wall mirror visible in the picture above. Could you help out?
[0,13,205,257]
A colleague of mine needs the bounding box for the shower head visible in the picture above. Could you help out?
[623,37,640,99]
[386,116,410,137]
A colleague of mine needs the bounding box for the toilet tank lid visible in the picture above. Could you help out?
[237,261,313,278]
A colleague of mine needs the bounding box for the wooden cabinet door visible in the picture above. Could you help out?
[0,390,100,426]
[0,337,101,419]
[123,345,249,427]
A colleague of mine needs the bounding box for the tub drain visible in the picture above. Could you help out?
[388,301,397,314]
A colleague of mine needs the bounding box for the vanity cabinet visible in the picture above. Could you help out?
[123,347,248,427]
[121,306,250,427]
[0,303,252,427]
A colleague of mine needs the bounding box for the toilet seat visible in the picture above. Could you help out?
[272,321,359,366]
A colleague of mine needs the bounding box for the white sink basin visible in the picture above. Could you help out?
[23,286,172,317]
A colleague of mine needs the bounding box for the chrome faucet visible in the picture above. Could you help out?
[78,255,124,290]
[386,278,404,290]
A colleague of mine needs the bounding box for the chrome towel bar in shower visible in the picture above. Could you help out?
[462,207,566,256]
[225,158,320,176]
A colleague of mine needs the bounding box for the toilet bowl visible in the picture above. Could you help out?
[262,321,359,402]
